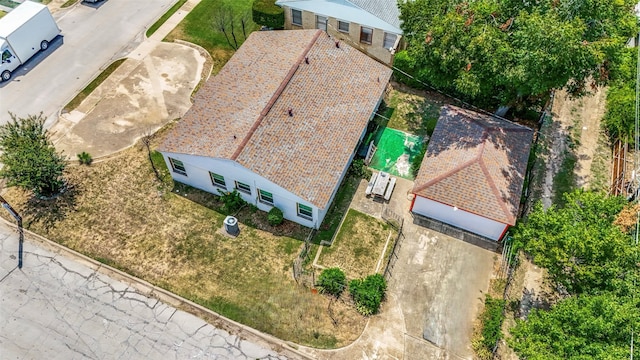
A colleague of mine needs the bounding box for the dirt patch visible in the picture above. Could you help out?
[317,209,395,279]
[0,132,366,348]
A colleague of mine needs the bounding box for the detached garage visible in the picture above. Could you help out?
[411,105,533,241]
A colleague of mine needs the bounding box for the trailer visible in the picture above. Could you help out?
[0,1,61,81]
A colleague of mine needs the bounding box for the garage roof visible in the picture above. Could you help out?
[412,106,533,225]
[159,30,392,209]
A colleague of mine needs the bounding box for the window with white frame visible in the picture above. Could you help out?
[297,203,313,220]
[316,15,327,30]
[258,189,274,205]
[235,181,251,194]
[338,20,349,33]
[210,172,226,188]
[169,158,187,176]
[292,9,302,26]
[383,32,397,50]
[360,26,373,44]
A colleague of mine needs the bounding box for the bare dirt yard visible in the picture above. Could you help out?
[0,126,367,349]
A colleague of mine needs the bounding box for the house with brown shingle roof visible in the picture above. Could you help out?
[158,29,392,228]
[410,105,533,241]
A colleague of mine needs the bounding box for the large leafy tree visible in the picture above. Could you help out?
[509,293,639,359]
[511,190,633,295]
[0,113,67,197]
[398,0,638,110]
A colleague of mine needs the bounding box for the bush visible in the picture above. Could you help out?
[267,206,284,226]
[77,151,93,165]
[252,0,284,29]
[349,159,372,179]
[392,50,425,89]
[349,273,386,315]
[317,268,347,297]
[218,189,246,214]
[479,295,505,351]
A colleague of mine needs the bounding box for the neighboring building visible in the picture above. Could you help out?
[158,29,392,229]
[275,0,402,65]
[411,106,533,241]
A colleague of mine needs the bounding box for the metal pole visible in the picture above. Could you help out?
[0,195,23,269]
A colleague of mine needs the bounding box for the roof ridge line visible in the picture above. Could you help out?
[412,156,479,194]
[231,30,322,160]
[478,156,514,225]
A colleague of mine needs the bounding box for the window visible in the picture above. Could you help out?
[235,181,251,194]
[258,189,274,205]
[210,172,226,188]
[169,158,187,176]
[297,203,313,220]
[2,49,12,63]
[383,32,397,50]
[316,15,327,31]
[338,20,349,33]
[292,9,302,26]
[360,26,373,44]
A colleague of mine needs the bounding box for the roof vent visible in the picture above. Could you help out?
[305,56,309,64]
[335,41,340,48]
[288,108,293,117]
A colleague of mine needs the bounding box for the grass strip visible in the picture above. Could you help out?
[63,58,126,113]
[146,0,188,38]
[61,0,78,8]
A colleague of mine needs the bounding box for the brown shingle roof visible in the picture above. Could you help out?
[412,106,533,225]
[160,29,392,209]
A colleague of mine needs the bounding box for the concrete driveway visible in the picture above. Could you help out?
[300,177,495,360]
[50,41,204,158]
[0,0,176,126]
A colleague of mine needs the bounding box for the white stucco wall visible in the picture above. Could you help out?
[411,196,507,241]
[160,153,319,228]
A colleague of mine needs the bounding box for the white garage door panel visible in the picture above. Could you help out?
[412,197,506,241]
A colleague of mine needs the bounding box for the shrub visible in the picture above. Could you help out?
[218,189,246,214]
[77,151,93,165]
[349,159,372,179]
[252,0,284,29]
[479,295,505,351]
[317,268,346,297]
[267,206,284,226]
[349,273,386,315]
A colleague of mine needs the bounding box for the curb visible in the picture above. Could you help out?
[0,217,314,360]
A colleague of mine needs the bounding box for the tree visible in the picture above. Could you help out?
[509,293,638,359]
[349,273,386,315]
[398,0,638,111]
[512,190,634,295]
[317,267,346,297]
[0,113,66,197]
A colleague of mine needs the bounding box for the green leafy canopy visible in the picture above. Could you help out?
[0,113,67,197]
[398,0,638,109]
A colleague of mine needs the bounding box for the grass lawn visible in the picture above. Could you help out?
[318,209,394,280]
[382,83,456,137]
[164,0,258,75]
[1,127,365,348]
[313,176,360,245]
[63,59,126,113]
[146,0,188,38]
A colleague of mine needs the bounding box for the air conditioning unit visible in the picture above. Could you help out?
[224,216,239,236]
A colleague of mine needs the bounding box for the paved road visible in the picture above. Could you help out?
[0,221,288,359]
[0,0,176,126]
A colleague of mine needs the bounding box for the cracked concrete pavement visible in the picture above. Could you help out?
[0,220,289,359]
